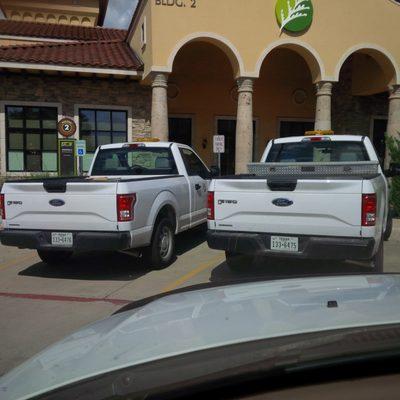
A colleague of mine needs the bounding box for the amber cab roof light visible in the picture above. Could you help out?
[305,130,335,136]
[132,138,160,142]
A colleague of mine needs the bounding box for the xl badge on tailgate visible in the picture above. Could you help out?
[272,198,293,207]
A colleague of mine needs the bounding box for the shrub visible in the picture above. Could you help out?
[387,135,400,216]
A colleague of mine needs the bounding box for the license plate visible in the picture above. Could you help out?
[271,236,299,252]
[51,232,73,247]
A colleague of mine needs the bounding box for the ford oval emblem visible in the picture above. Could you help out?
[272,198,293,207]
[49,199,65,207]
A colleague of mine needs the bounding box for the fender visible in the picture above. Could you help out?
[147,190,181,234]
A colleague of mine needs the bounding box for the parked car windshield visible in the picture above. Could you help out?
[266,141,370,163]
[91,147,178,175]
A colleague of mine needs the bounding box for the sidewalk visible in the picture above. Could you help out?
[392,218,400,241]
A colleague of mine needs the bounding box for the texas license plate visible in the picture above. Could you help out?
[271,236,299,252]
[51,232,73,247]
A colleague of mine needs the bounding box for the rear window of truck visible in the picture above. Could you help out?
[266,141,370,163]
[91,147,178,176]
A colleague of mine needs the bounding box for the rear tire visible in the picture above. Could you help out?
[225,251,254,272]
[144,217,175,270]
[37,250,72,265]
[371,239,384,273]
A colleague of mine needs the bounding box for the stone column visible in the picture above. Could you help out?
[386,85,400,167]
[151,73,169,141]
[315,81,333,131]
[235,78,254,174]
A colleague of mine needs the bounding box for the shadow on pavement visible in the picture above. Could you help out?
[210,256,370,285]
[19,251,149,282]
[175,224,207,256]
[18,225,207,281]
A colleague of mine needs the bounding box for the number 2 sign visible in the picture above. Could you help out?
[58,118,77,138]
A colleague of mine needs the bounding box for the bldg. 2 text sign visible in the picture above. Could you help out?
[155,0,197,8]
[213,135,225,154]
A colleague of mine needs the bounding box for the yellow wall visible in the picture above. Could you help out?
[0,0,100,26]
[130,0,400,84]
[130,0,153,77]
[169,43,315,164]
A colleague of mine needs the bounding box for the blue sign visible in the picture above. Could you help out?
[75,140,86,156]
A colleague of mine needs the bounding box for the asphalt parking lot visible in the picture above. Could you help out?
[0,222,399,376]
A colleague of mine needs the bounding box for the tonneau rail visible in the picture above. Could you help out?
[247,161,380,178]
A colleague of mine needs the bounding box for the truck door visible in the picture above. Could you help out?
[178,147,209,226]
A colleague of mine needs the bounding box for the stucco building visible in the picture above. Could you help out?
[0,0,399,177]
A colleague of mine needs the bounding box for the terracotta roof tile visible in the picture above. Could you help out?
[0,40,143,71]
[0,20,127,41]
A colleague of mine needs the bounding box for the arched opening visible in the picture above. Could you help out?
[10,12,21,21]
[254,46,319,159]
[168,39,239,173]
[22,12,33,22]
[167,33,244,78]
[333,47,398,163]
[35,14,45,23]
[255,40,325,83]
[70,16,80,26]
[47,14,56,24]
[81,17,92,26]
[58,15,68,25]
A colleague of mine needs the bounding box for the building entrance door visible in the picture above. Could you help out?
[216,118,257,176]
[372,118,388,165]
[279,120,315,138]
[169,117,192,146]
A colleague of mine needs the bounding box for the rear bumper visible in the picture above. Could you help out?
[0,229,131,251]
[207,231,376,260]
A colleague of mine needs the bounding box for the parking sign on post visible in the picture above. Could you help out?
[75,140,86,156]
[213,135,225,175]
[75,140,86,175]
[213,135,225,154]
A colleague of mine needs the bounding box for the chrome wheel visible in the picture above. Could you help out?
[159,225,173,260]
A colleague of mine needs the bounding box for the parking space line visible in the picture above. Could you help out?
[0,252,37,271]
[162,255,224,293]
[0,292,131,306]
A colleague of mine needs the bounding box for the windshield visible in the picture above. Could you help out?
[266,141,370,163]
[91,147,178,176]
[1,2,400,399]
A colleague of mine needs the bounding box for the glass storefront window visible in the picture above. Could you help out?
[6,106,58,172]
[79,108,128,172]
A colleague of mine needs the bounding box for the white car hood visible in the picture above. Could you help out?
[2,274,400,400]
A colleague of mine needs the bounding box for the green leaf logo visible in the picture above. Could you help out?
[276,0,314,33]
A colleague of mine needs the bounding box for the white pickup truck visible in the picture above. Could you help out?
[207,134,400,272]
[0,141,217,268]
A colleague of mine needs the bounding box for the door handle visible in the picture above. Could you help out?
[195,184,201,190]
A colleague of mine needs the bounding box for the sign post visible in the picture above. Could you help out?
[213,135,225,175]
[75,140,86,175]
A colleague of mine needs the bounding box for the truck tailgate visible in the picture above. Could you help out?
[3,181,118,231]
[213,179,363,237]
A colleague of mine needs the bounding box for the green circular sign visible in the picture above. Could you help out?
[276,0,313,33]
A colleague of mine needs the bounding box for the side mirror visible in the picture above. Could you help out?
[385,162,400,177]
[210,165,220,178]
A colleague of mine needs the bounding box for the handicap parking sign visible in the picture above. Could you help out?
[75,140,86,156]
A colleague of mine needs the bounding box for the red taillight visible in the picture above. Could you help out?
[362,194,377,227]
[207,191,215,220]
[0,194,5,220]
[117,193,136,222]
